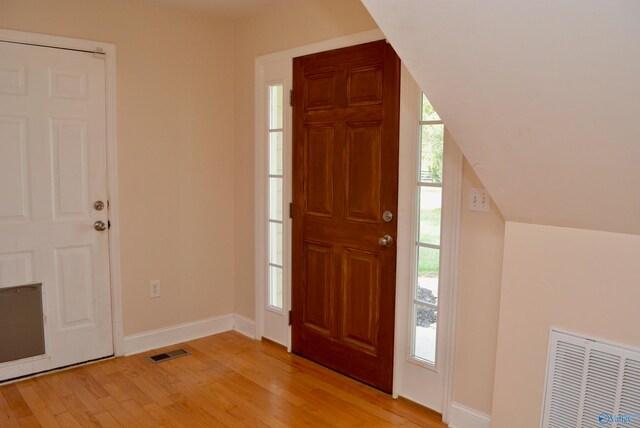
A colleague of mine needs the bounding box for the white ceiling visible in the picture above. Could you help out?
[152,0,286,18]
[362,0,640,235]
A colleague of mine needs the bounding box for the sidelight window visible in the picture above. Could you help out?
[268,83,284,310]
[412,93,444,365]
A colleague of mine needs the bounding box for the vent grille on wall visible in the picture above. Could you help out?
[542,330,640,428]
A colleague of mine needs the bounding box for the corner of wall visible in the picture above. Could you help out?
[450,157,506,416]
[448,403,491,428]
[122,313,257,356]
[233,313,257,339]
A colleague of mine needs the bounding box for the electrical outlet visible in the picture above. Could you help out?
[150,280,161,298]
[469,187,491,212]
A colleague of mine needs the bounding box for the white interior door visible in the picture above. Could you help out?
[0,41,113,380]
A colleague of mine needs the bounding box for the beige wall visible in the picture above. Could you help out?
[1,0,508,418]
[232,0,378,318]
[453,160,505,415]
[492,222,640,427]
[0,0,236,335]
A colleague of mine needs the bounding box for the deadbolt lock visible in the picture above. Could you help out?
[94,200,105,211]
[382,210,393,223]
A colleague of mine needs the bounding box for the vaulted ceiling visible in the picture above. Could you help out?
[362,0,640,235]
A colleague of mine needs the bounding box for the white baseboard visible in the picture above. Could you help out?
[233,314,256,339]
[448,402,491,428]
[123,314,235,356]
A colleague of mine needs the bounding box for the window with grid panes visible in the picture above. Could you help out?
[268,83,284,310]
[412,93,444,365]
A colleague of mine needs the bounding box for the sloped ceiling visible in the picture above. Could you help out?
[362,0,640,235]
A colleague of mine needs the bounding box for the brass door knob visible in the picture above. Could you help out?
[378,234,393,247]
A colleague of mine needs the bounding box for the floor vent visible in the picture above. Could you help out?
[542,329,640,428]
[148,348,190,363]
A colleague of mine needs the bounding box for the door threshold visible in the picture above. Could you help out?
[0,354,115,386]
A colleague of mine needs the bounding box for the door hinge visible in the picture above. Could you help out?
[289,89,293,107]
[289,202,293,219]
[288,310,292,326]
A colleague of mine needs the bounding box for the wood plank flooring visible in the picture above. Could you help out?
[0,331,446,427]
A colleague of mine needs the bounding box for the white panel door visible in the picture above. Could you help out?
[0,41,112,380]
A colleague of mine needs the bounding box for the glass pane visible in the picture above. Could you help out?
[414,305,438,364]
[421,93,440,121]
[269,177,283,221]
[418,186,442,245]
[269,222,283,266]
[269,84,283,129]
[420,124,444,183]
[269,131,283,175]
[269,266,283,309]
[417,246,439,304]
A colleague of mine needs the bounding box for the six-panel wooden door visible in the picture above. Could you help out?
[291,40,400,393]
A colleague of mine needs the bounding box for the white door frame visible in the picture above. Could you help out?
[254,29,462,421]
[393,67,463,422]
[0,28,124,357]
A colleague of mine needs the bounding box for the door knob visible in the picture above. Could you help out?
[378,234,393,247]
[94,221,107,231]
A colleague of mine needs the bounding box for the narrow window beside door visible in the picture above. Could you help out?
[268,83,284,310]
[412,93,444,365]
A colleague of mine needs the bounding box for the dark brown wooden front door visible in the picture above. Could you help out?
[291,40,400,393]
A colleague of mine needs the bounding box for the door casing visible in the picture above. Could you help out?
[254,29,463,423]
[0,28,124,357]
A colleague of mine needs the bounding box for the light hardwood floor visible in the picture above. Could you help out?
[0,331,446,427]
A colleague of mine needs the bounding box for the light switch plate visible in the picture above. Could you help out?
[469,188,491,212]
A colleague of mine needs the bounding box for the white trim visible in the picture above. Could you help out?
[255,59,267,341]
[393,67,463,416]
[234,314,257,339]
[254,29,384,65]
[103,40,124,358]
[254,29,384,347]
[0,29,108,53]
[393,65,420,397]
[448,403,492,428]
[441,132,464,422]
[0,29,124,356]
[123,315,235,356]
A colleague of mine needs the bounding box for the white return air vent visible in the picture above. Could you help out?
[542,329,640,428]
